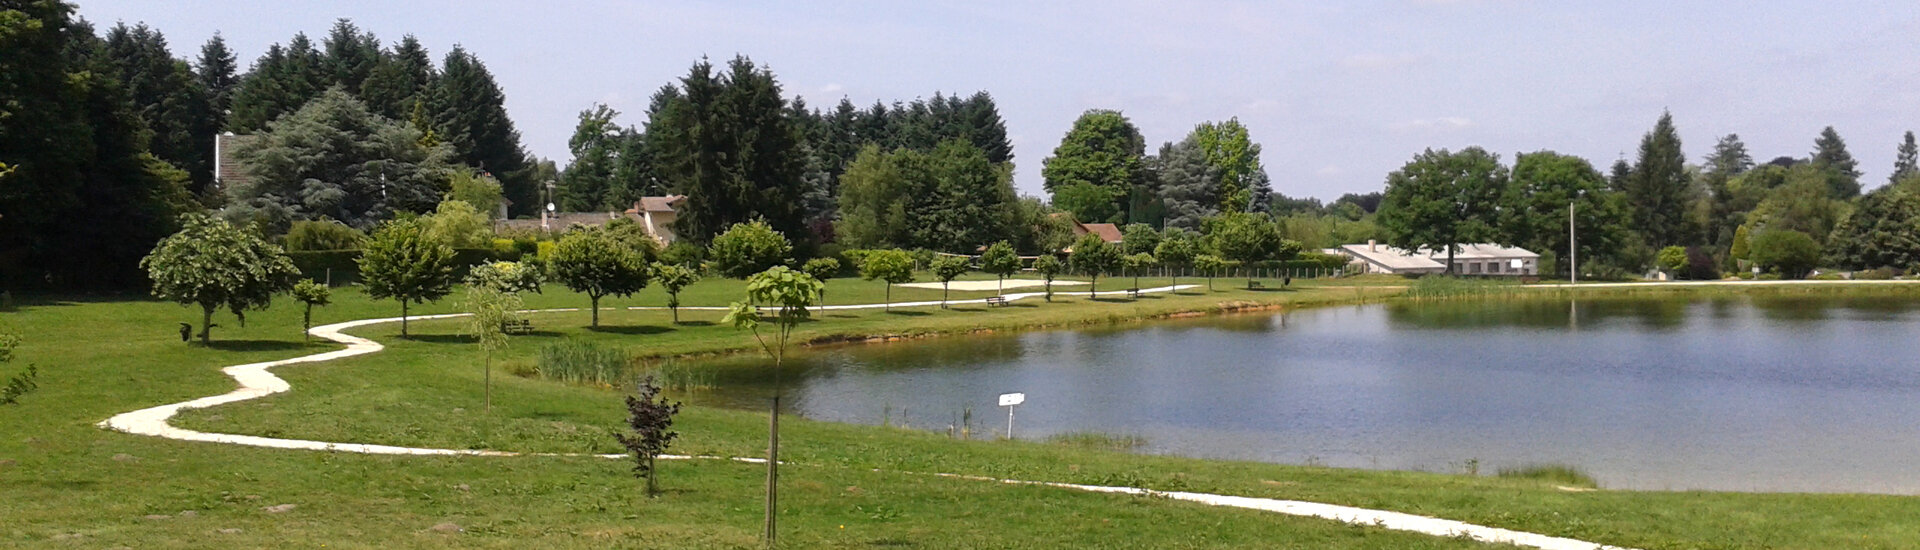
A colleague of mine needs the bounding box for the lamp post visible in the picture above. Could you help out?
[1569,189,1585,284]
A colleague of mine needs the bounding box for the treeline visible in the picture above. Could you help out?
[0,2,538,288]
[1375,112,1920,279]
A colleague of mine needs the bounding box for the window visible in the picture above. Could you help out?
[1470,262,1482,274]
[1488,262,1500,273]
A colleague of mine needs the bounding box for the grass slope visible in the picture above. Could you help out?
[3,274,1917,548]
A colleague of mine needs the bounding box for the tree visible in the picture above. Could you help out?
[421,199,492,249]
[141,215,301,344]
[559,104,625,210]
[979,241,1020,295]
[1122,253,1158,292]
[653,263,700,324]
[1621,112,1696,247]
[360,35,434,121]
[930,255,971,308]
[1828,187,1920,271]
[1730,225,1752,264]
[226,33,329,133]
[224,88,452,231]
[1749,230,1821,279]
[448,169,504,219]
[1499,151,1628,277]
[1892,131,1918,186]
[1068,233,1121,299]
[1153,230,1197,291]
[432,46,533,217]
[650,57,810,245]
[1121,223,1160,255]
[100,23,214,191]
[1193,254,1229,291]
[720,266,824,548]
[1033,254,1065,302]
[615,376,682,498]
[801,257,840,304]
[836,145,912,248]
[1810,126,1862,198]
[291,279,331,344]
[1378,147,1507,273]
[283,219,367,251]
[1042,110,1146,224]
[548,230,650,327]
[358,217,456,336]
[709,221,795,279]
[197,33,239,126]
[1656,246,1689,277]
[0,329,35,407]
[461,282,519,411]
[1,3,192,289]
[1700,135,1756,248]
[911,140,1017,253]
[1191,118,1266,213]
[1746,167,1851,246]
[860,248,916,310]
[1204,212,1297,287]
[1154,137,1221,231]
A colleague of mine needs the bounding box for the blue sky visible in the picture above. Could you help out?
[78,1,1920,200]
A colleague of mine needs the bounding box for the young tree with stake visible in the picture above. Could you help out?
[979,241,1020,296]
[615,376,681,498]
[461,283,518,411]
[859,249,916,311]
[931,255,971,308]
[722,266,824,548]
[291,279,331,345]
[653,263,699,324]
[1034,254,1064,302]
[1123,253,1158,292]
[1068,233,1120,299]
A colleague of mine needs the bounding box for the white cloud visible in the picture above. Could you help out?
[819,83,844,95]
[1316,164,1344,177]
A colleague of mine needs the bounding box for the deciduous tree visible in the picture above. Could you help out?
[291,279,331,344]
[1378,147,1507,273]
[1033,254,1064,302]
[615,376,681,497]
[461,282,519,411]
[141,215,301,343]
[1043,110,1146,224]
[548,229,650,327]
[721,266,823,547]
[1068,233,1120,299]
[358,217,456,336]
[930,255,971,307]
[860,248,916,310]
[653,262,700,324]
[979,241,1020,295]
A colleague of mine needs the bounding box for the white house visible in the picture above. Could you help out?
[1333,240,1539,276]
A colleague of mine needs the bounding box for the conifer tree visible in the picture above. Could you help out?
[648,56,810,245]
[1623,112,1696,247]
[433,46,532,216]
[322,19,381,93]
[196,33,239,123]
[100,23,214,190]
[1811,126,1862,198]
[360,35,435,120]
[1892,131,1917,185]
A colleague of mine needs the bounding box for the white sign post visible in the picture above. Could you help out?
[998,392,1026,439]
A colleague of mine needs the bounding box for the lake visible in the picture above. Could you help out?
[687,294,1920,493]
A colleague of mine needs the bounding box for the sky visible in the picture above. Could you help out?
[77,1,1920,201]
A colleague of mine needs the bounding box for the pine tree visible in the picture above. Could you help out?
[432,46,532,216]
[196,33,239,123]
[360,35,434,120]
[1891,131,1917,185]
[1154,137,1220,231]
[1811,126,1862,198]
[99,23,214,191]
[647,56,810,245]
[1701,134,1754,247]
[1623,112,1696,247]
[322,19,381,94]
[559,104,622,210]
[227,33,329,132]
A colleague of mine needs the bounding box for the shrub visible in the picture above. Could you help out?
[910,248,936,270]
[1857,267,1896,280]
[1496,464,1598,489]
[709,221,793,279]
[283,219,366,251]
[537,339,630,385]
[1749,229,1821,279]
[660,241,705,268]
[1656,246,1688,276]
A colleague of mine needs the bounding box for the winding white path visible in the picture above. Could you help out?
[97,291,1634,550]
[630,284,1200,311]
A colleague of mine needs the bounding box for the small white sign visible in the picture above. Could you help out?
[998,392,1026,407]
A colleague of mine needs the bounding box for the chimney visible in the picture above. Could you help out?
[1368,239,1377,252]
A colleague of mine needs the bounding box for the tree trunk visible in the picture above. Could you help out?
[591,295,601,327]
[484,352,492,412]
[670,301,680,324]
[765,393,780,547]
[302,305,312,345]
[401,300,410,337]
[647,455,658,497]
[997,276,1004,296]
[1089,275,1098,299]
[199,303,214,345]
[942,282,949,308]
[1447,247,1456,275]
[884,284,892,311]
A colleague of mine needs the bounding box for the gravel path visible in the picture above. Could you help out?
[96,297,1636,550]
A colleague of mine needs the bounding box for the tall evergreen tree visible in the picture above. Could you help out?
[647,56,810,245]
[1623,112,1696,247]
[322,19,381,95]
[227,33,329,132]
[1810,126,1862,198]
[1891,131,1917,185]
[432,46,532,215]
[99,23,214,191]
[196,33,238,123]
[1701,134,1755,247]
[359,35,434,120]
[0,2,192,288]
[558,104,623,210]
[1153,137,1219,231]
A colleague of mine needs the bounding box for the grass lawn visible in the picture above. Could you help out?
[3,274,1918,548]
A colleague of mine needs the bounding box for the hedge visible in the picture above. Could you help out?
[289,248,504,285]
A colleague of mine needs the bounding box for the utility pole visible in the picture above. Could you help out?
[1569,200,1577,284]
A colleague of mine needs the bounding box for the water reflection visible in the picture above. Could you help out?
[688,294,1920,493]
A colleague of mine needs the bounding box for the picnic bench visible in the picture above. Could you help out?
[501,319,534,334]
[985,296,1009,307]
[1126,288,1141,299]
[1247,280,1265,289]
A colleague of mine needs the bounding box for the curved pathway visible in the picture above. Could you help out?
[98,291,1635,550]
[630,283,1199,311]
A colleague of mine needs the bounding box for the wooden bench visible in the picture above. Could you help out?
[1126,288,1141,299]
[985,296,1009,307]
[500,319,534,334]
[1248,280,1265,290]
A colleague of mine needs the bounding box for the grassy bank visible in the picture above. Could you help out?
[5,275,1920,548]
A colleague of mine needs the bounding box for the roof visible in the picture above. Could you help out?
[493,212,632,233]
[1339,243,1447,271]
[1424,243,1540,260]
[1081,223,1123,243]
[632,195,684,213]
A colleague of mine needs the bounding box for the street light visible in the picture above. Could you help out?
[1569,189,1586,284]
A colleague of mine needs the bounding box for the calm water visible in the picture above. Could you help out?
[689,295,1920,493]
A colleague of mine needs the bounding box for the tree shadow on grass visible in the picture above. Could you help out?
[884,310,931,317]
[669,320,716,327]
[203,340,308,352]
[399,334,475,344]
[586,325,675,335]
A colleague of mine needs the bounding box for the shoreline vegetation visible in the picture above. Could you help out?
[10,276,1920,548]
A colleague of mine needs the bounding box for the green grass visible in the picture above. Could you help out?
[3,275,1920,548]
[1044,432,1149,451]
[1496,465,1599,490]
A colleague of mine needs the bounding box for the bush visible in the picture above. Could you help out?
[1857,267,1896,280]
[910,248,936,270]
[1496,464,1598,489]
[283,219,366,251]
[709,221,793,279]
[1684,246,1718,280]
[1749,229,1821,279]
[537,339,631,385]
[660,241,704,267]
[1656,246,1688,276]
